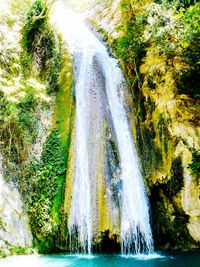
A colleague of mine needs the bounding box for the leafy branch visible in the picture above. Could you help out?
[32,0,57,22]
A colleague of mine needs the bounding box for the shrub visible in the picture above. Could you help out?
[21,0,61,93]
[177,2,200,98]
[25,129,67,251]
[115,11,147,67]
[188,149,200,175]
[0,90,38,166]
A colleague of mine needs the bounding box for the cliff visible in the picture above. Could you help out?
[89,0,200,250]
[0,0,199,256]
[0,0,74,256]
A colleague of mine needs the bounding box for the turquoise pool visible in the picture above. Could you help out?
[0,252,200,267]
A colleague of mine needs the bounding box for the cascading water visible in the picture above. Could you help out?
[101,58,154,254]
[52,1,154,254]
[68,51,93,254]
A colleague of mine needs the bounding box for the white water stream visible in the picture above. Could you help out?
[52,1,154,254]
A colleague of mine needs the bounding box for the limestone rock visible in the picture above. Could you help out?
[0,154,32,249]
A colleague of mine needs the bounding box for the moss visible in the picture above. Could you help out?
[108,136,120,167]
[33,46,74,253]
[138,92,146,122]
[92,0,200,251]
[188,149,200,176]
[166,156,184,196]
[0,246,35,259]
[158,114,171,139]
[98,27,109,42]
[22,0,46,55]
[136,123,162,179]
[147,96,156,114]
[150,186,193,250]
[21,0,46,74]
[113,1,147,68]
[55,47,74,150]
[21,0,61,93]
[128,75,141,101]
[0,88,40,173]
[51,46,74,230]
[157,113,172,154]
[18,91,38,140]
[176,2,200,99]
[105,126,121,208]
[149,154,190,249]
[27,129,67,235]
[147,75,156,90]
[0,0,74,255]
[60,130,75,250]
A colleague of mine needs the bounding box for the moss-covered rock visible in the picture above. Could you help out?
[91,0,200,250]
[0,0,74,255]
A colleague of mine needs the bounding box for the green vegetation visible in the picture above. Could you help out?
[20,48,74,253]
[176,3,200,98]
[155,0,198,9]
[0,89,39,171]
[103,0,199,175]
[18,1,74,253]
[110,0,200,99]
[158,114,172,154]
[93,0,199,249]
[189,149,200,176]
[0,0,74,255]
[115,6,147,67]
[112,1,147,100]
[25,129,67,252]
[137,123,163,179]
[151,194,192,249]
[21,0,61,93]
[165,156,184,196]
[0,246,35,259]
[1,0,199,255]
[51,45,74,232]
[0,0,59,183]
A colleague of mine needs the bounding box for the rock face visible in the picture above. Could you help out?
[52,3,154,253]
[0,0,66,255]
[90,0,200,250]
[0,154,32,249]
[182,169,200,242]
[0,0,199,254]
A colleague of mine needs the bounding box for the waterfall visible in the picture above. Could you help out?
[102,58,154,254]
[68,51,93,254]
[96,53,154,254]
[52,2,154,254]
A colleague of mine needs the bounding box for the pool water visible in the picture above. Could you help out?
[0,252,200,267]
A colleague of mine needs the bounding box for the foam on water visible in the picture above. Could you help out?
[65,254,98,259]
[120,253,166,260]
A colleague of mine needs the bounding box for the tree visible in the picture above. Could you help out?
[32,0,57,22]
